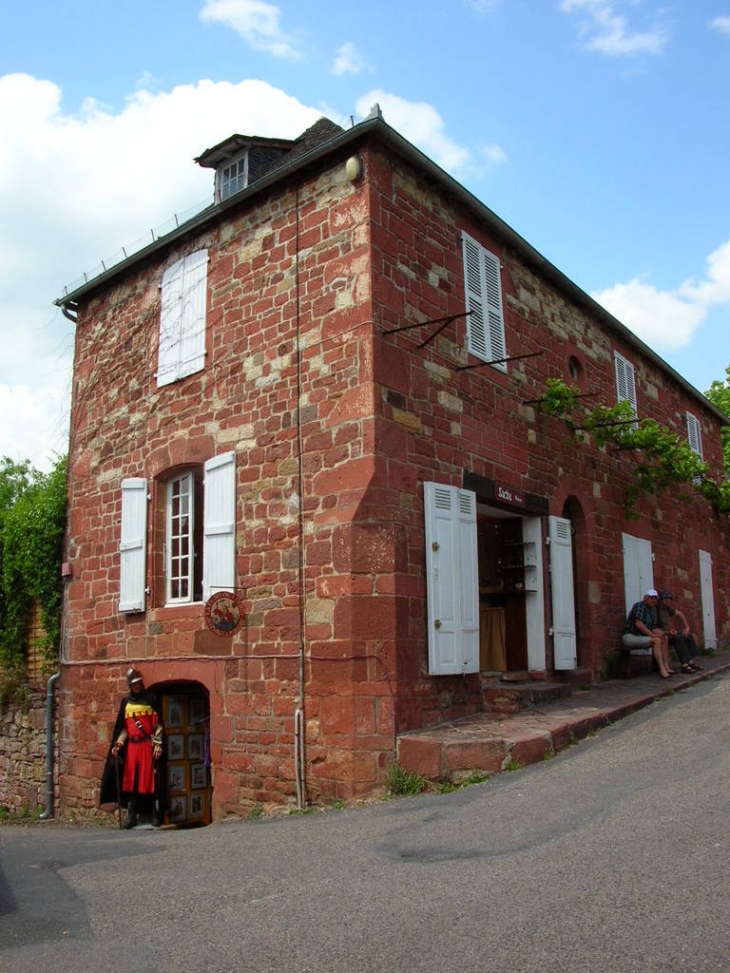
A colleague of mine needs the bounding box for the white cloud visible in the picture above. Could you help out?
[481,143,508,165]
[0,72,323,469]
[709,16,730,37]
[679,240,730,305]
[331,42,368,76]
[592,239,730,351]
[560,0,668,57]
[199,0,302,59]
[591,279,705,350]
[355,90,473,172]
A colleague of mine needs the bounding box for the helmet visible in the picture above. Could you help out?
[126,667,144,688]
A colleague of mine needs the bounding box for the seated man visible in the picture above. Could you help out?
[622,589,673,678]
[657,590,702,673]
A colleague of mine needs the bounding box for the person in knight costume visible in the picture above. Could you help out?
[100,668,166,828]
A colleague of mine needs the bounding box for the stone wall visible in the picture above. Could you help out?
[0,690,49,814]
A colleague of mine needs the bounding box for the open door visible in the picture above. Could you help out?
[158,682,212,826]
[424,482,479,675]
[549,516,577,671]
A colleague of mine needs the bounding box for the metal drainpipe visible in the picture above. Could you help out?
[38,672,60,820]
[293,186,307,810]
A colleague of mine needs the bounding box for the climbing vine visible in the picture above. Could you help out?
[705,365,730,473]
[0,455,67,701]
[535,379,730,518]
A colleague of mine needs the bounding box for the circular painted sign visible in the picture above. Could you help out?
[204,591,244,637]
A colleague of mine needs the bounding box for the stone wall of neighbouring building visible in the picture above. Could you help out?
[0,690,49,814]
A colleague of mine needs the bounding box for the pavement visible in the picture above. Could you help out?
[397,647,730,783]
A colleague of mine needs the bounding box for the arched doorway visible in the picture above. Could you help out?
[151,680,212,827]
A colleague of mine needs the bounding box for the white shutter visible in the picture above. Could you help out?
[424,482,479,675]
[462,232,506,372]
[686,412,703,458]
[483,246,506,366]
[614,351,638,424]
[119,478,147,612]
[178,249,208,380]
[698,549,717,649]
[621,533,654,613]
[158,258,184,387]
[203,452,236,601]
[549,516,577,670]
[157,249,208,387]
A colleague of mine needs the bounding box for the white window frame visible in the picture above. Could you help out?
[157,249,209,388]
[462,232,507,372]
[166,471,197,604]
[217,151,249,202]
[613,351,638,427]
[686,411,703,458]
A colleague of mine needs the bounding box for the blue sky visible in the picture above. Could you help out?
[2,0,729,469]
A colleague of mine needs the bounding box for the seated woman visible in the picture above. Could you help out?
[657,590,702,673]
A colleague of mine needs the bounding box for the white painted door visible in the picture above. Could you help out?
[424,482,479,675]
[698,549,717,649]
[549,516,577,670]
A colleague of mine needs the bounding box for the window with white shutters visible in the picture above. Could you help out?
[613,351,638,427]
[686,412,703,458]
[462,232,507,372]
[157,249,209,388]
[163,452,236,605]
[120,452,236,611]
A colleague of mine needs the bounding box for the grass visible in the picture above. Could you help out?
[386,762,428,796]
[0,804,43,824]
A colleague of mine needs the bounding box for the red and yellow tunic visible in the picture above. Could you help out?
[122,700,160,795]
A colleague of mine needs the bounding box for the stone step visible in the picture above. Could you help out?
[480,678,573,716]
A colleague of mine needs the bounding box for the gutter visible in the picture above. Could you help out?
[39,671,60,820]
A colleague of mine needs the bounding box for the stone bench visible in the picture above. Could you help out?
[618,645,653,679]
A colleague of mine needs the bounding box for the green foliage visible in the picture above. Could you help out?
[386,761,428,796]
[0,455,67,689]
[705,366,730,473]
[535,380,729,517]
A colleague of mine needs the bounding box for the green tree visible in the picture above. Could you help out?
[705,365,730,473]
[0,455,67,696]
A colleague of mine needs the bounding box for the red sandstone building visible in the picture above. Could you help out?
[55,111,729,821]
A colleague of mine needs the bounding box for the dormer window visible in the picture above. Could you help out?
[218,152,249,202]
[195,133,297,206]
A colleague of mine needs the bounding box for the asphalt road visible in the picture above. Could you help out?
[2,673,730,973]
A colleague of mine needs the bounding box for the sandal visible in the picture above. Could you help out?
[681,664,695,674]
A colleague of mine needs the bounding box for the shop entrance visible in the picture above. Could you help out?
[477,510,540,674]
[155,681,212,827]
